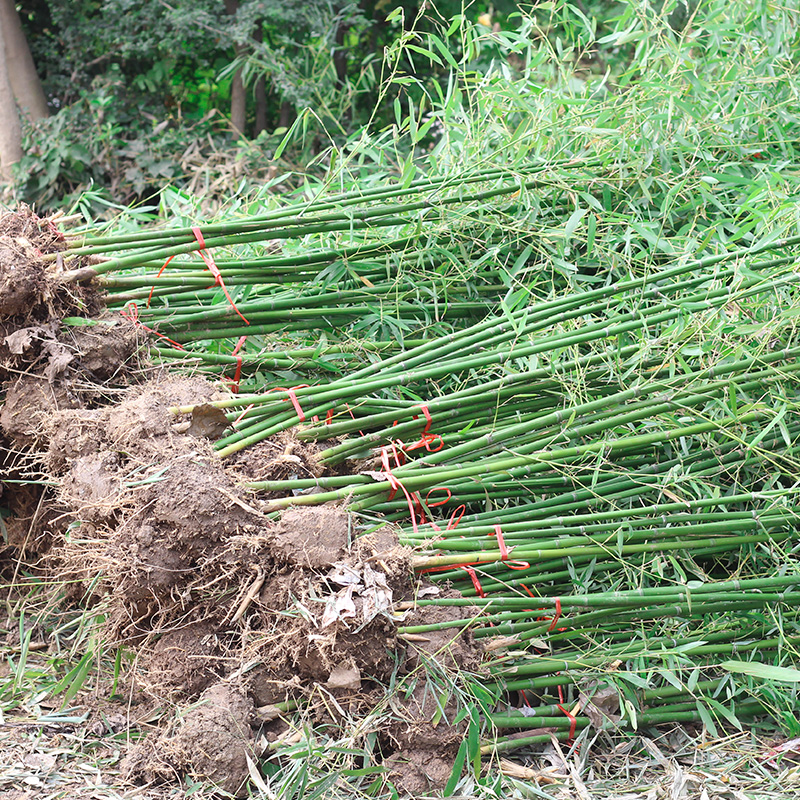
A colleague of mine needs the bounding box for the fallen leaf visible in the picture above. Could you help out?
[22,753,57,772]
[362,562,392,623]
[5,326,45,354]
[328,562,363,586]
[321,584,357,628]
[187,403,231,439]
[361,470,389,481]
[579,683,622,730]
[761,735,800,767]
[42,340,74,381]
[483,636,521,651]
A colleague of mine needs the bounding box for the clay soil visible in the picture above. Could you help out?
[0,209,484,797]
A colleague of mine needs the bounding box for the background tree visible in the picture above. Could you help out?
[225,0,246,134]
[0,20,22,180]
[0,0,47,120]
[0,0,49,182]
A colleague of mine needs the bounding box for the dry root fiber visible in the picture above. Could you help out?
[49,378,481,796]
[0,207,139,561]
[0,209,484,797]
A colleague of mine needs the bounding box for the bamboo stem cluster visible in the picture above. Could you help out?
[63,157,800,752]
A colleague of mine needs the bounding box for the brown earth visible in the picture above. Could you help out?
[123,683,256,796]
[0,210,485,798]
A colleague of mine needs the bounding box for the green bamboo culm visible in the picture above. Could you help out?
[59,92,800,755]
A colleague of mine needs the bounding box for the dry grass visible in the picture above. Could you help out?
[1,718,798,799]
[2,634,799,800]
[508,728,800,800]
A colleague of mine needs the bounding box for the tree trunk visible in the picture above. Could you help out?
[0,0,48,121]
[0,19,22,181]
[229,48,246,135]
[333,21,348,87]
[279,100,293,130]
[224,0,246,136]
[254,76,267,135]
[253,26,266,135]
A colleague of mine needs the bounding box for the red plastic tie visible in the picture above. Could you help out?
[447,504,466,530]
[380,446,399,502]
[492,525,510,560]
[146,228,249,324]
[419,558,486,575]
[227,335,247,394]
[286,387,305,421]
[547,598,562,632]
[233,403,254,427]
[406,405,442,452]
[461,566,486,598]
[378,444,421,535]
[557,702,577,742]
[419,404,432,435]
[191,227,250,325]
[378,442,406,501]
[45,219,65,241]
[412,493,428,525]
[490,525,530,570]
[344,403,366,437]
[268,385,309,421]
[120,302,185,350]
[426,502,464,537]
[390,440,406,468]
[425,487,451,507]
[428,434,444,452]
[146,255,177,307]
[312,408,335,425]
[407,432,444,453]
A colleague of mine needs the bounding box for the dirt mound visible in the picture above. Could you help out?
[0,211,486,797]
[0,206,99,326]
[44,388,483,794]
[0,209,140,559]
[124,683,255,796]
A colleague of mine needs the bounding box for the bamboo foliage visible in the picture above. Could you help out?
[58,0,800,754]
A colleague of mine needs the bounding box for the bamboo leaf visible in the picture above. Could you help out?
[428,33,459,69]
[444,738,468,796]
[722,661,800,683]
[565,207,587,240]
[696,701,719,737]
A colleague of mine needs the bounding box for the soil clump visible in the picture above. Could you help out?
[124,683,256,796]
